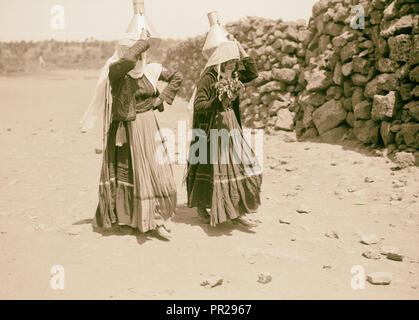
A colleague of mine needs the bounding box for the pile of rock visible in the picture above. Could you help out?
[295,0,418,162]
[163,0,418,163]
[225,17,309,132]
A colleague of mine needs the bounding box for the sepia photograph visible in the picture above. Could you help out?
[0,0,418,306]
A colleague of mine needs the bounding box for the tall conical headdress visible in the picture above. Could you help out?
[202,11,229,59]
[125,0,161,48]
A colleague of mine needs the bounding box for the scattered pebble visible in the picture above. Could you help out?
[325,231,339,239]
[387,252,404,262]
[200,277,223,288]
[364,177,374,183]
[392,180,407,188]
[95,149,103,155]
[360,234,379,245]
[279,218,291,225]
[285,167,298,172]
[362,251,381,260]
[367,272,392,285]
[323,265,332,269]
[296,204,311,214]
[257,272,272,284]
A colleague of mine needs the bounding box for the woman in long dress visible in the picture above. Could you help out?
[82,33,182,240]
[186,39,262,228]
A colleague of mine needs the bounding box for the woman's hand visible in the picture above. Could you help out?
[153,97,164,112]
[153,97,163,107]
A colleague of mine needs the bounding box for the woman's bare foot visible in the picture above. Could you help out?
[155,226,171,241]
[232,217,258,228]
[162,224,172,233]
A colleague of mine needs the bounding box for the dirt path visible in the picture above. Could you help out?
[0,71,418,300]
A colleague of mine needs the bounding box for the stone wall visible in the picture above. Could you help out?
[296,0,418,164]
[163,0,418,164]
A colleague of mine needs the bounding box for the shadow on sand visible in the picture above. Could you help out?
[172,204,257,237]
[296,133,417,169]
[73,218,156,245]
[73,203,257,246]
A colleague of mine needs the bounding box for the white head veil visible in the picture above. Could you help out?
[80,33,139,133]
[80,0,161,133]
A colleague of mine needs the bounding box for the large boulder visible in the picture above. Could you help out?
[388,34,412,62]
[397,123,419,149]
[354,100,372,120]
[354,120,380,145]
[321,125,350,144]
[341,62,353,77]
[275,109,295,131]
[272,68,297,84]
[304,69,332,91]
[380,14,415,38]
[365,77,380,99]
[372,91,401,120]
[406,100,419,122]
[341,41,360,62]
[259,81,286,93]
[377,58,399,73]
[298,91,327,107]
[377,73,399,91]
[383,1,398,20]
[313,100,347,134]
[410,65,419,83]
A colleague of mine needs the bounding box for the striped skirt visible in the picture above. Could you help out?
[94,110,177,233]
[186,108,262,227]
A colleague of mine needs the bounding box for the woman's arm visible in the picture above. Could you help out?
[238,57,258,84]
[158,67,183,105]
[194,73,223,114]
[108,39,150,83]
[232,38,258,84]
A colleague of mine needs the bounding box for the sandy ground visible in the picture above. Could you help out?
[0,70,418,300]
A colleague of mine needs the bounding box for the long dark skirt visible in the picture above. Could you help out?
[186,108,262,227]
[94,110,177,233]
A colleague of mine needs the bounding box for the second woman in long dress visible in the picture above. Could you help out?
[186,39,262,228]
[83,33,183,241]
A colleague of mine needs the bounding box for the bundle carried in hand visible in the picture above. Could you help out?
[214,77,245,109]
